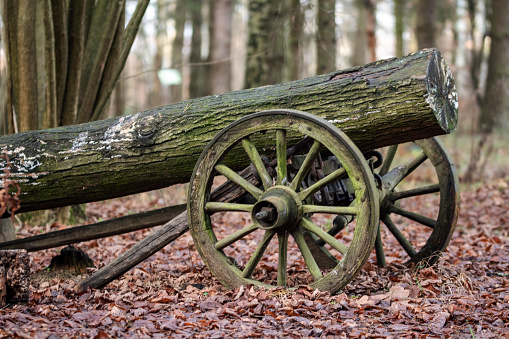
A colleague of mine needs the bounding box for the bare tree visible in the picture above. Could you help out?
[416,0,436,49]
[208,0,233,95]
[189,0,207,98]
[287,0,304,80]
[316,0,337,74]
[170,0,186,103]
[245,0,285,88]
[351,0,377,65]
[479,0,509,133]
[394,0,404,57]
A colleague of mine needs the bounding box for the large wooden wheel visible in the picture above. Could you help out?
[374,137,460,266]
[188,110,379,293]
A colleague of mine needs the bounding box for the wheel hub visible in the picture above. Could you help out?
[252,186,303,231]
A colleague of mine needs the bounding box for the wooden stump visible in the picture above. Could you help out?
[49,245,94,274]
[0,250,30,306]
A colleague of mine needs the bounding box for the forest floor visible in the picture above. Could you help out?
[1,134,508,338]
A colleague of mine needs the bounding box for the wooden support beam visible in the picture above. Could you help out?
[0,204,186,252]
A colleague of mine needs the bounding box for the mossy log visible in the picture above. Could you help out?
[0,49,457,213]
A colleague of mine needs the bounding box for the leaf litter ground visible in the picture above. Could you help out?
[1,178,509,338]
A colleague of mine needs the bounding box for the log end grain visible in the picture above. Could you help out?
[425,49,458,134]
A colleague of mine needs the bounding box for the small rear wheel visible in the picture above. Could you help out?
[374,137,460,266]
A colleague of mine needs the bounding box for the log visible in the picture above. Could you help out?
[0,49,457,213]
[0,250,30,306]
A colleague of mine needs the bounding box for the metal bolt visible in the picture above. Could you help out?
[255,210,270,221]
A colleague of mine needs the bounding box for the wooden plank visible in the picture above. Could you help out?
[0,204,186,251]
[75,211,189,292]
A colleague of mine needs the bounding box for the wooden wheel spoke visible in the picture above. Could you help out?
[215,164,263,199]
[291,228,323,281]
[379,145,398,176]
[388,204,437,228]
[215,224,258,251]
[302,205,358,216]
[299,167,346,201]
[300,218,348,255]
[390,183,440,201]
[290,140,321,191]
[275,129,288,186]
[277,231,289,286]
[381,215,417,257]
[241,230,275,278]
[206,202,254,213]
[403,151,428,179]
[242,138,273,190]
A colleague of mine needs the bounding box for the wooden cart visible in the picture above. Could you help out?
[0,49,460,294]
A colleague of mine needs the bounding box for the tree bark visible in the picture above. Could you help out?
[5,0,39,132]
[245,0,286,88]
[170,0,186,103]
[189,0,207,98]
[316,0,336,74]
[351,0,368,66]
[209,0,233,94]
[77,0,125,123]
[0,49,458,214]
[479,0,509,133]
[394,0,404,58]
[288,0,303,81]
[416,0,436,49]
[60,0,88,126]
[0,250,30,306]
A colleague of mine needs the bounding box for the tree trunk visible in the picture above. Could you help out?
[351,0,368,66]
[394,0,404,58]
[170,0,186,103]
[245,0,285,87]
[189,0,207,98]
[316,0,336,74]
[416,0,436,49]
[4,0,39,133]
[366,0,377,62]
[0,49,458,214]
[209,0,233,94]
[288,0,303,80]
[479,0,509,133]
